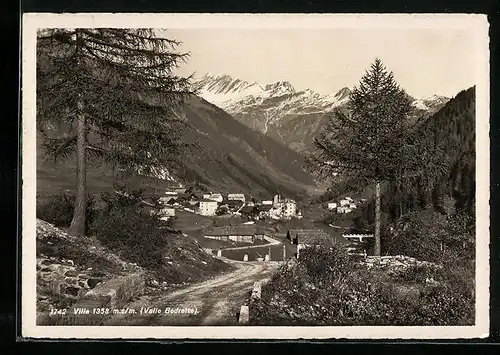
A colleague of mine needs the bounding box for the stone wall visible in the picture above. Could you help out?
[36,219,145,325]
[360,255,442,270]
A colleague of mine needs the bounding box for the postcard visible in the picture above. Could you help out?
[21,13,490,339]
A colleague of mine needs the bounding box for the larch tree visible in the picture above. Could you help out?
[313,58,444,256]
[37,28,194,237]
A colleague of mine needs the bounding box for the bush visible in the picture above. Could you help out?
[91,190,170,271]
[383,209,475,264]
[36,193,96,232]
[251,240,475,326]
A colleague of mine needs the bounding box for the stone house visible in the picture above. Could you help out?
[339,199,350,207]
[261,200,273,205]
[160,207,176,221]
[282,200,297,217]
[337,206,352,214]
[198,199,218,216]
[327,202,337,210]
[203,225,266,243]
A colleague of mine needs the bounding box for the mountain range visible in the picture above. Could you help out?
[37,94,320,200]
[36,69,458,202]
[193,73,451,153]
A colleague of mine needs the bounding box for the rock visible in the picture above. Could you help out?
[251,282,262,300]
[64,270,78,277]
[65,278,78,285]
[239,305,249,324]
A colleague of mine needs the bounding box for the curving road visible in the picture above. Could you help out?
[105,257,280,326]
[220,235,281,251]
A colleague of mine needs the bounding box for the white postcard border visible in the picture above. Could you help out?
[21,13,490,339]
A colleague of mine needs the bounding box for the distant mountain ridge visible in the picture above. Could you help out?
[37,93,321,200]
[193,73,451,153]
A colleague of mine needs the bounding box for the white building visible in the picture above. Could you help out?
[327,202,338,210]
[160,208,176,221]
[227,193,246,202]
[262,200,273,205]
[199,199,218,216]
[349,203,357,209]
[282,201,297,217]
[339,199,350,207]
[267,199,297,219]
[203,193,223,203]
[343,234,374,243]
[165,191,178,196]
[337,206,352,214]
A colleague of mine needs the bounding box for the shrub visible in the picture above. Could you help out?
[383,209,475,264]
[91,190,170,271]
[252,238,475,326]
[36,193,96,233]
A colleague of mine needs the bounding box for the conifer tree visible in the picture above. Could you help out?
[37,29,193,237]
[313,59,442,256]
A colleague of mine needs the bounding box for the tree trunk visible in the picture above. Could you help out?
[374,181,381,256]
[69,99,87,237]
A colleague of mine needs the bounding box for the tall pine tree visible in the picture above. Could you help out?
[37,29,193,237]
[313,59,442,255]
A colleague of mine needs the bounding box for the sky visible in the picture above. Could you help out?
[164,28,480,98]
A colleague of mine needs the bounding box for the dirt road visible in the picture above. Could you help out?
[105,257,280,326]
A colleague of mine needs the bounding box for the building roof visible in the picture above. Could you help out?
[259,204,274,212]
[204,225,266,236]
[199,199,218,203]
[288,229,332,244]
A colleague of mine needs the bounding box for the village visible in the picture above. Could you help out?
[141,185,374,262]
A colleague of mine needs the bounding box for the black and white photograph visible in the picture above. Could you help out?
[21,13,489,339]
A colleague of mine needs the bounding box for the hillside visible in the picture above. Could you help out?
[346,86,476,236]
[37,94,320,200]
[179,95,319,199]
[418,86,476,214]
[193,73,450,153]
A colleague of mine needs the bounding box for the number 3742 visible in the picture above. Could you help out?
[49,308,67,316]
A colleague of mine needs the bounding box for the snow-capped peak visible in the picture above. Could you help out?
[193,72,449,128]
[193,74,301,109]
[411,94,450,112]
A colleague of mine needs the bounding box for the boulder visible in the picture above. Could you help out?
[238,305,249,324]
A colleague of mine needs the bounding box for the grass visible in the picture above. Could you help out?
[174,209,214,234]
